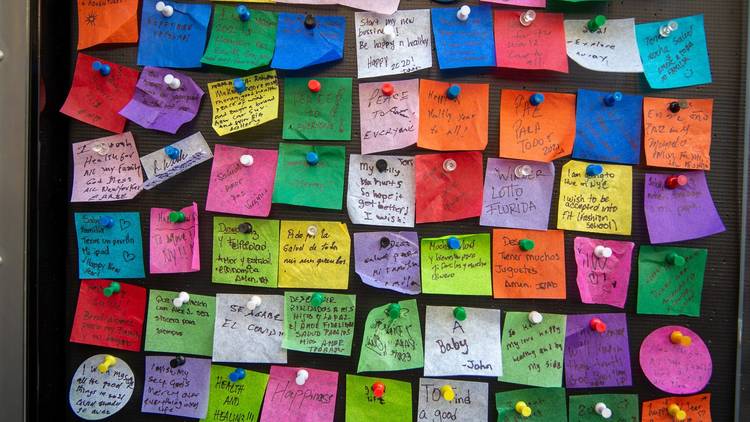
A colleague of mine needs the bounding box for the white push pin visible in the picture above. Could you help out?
[514,165,533,178]
[528,311,543,325]
[240,154,254,167]
[173,291,190,308]
[594,245,613,258]
[595,402,612,419]
[307,225,318,236]
[659,20,678,37]
[520,10,536,26]
[163,74,181,90]
[456,5,471,21]
[156,1,174,17]
[383,25,396,42]
[247,295,262,311]
[443,159,457,172]
[295,369,309,386]
[91,142,109,156]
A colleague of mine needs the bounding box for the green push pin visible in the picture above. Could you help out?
[453,306,467,321]
[519,239,535,251]
[666,252,686,267]
[103,281,121,297]
[387,303,401,320]
[310,292,325,307]
[587,15,607,32]
[169,211,185,223]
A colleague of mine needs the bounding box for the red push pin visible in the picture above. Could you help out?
[308,79,321,93]
[381,83,394,96]
[665,175,688,189]
[372,381,385,398]
[589,318,607,333]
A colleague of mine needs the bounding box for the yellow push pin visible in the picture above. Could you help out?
[440,385,455,401]
[668,403,687,421]
[515,401,532,417]
[670,330,692,347]
[97,355,117,373]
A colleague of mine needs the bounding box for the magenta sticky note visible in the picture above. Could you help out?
[639,325,712,394]
[564,313,632,388]
[260,366,338,422]
[353,231,421,295]
[149,202,200,274]
[206,145,278,217]
[71,132,143,202]
[644,171,725,243]
[142,356,211,419]
[573,237,634,308]
[358,79,419,155]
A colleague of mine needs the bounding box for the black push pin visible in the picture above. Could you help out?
[380,237,390,248]
[238,222,253,234]
[304,13,316,29]
[668,101,681,113]
[170,355,186,368]
[376,159,388,173]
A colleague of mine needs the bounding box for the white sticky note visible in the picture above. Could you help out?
[418,378,489,422]
[347,154,416,227]
[140,132,213,190]
[564,18,644,73]
[69,354,135,420]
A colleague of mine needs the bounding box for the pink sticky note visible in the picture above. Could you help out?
[639,326,712,394]
[573,237,634,308]
[482,0,545,7]
[71,132,143,202]
[260,366,338,422]
[206,145,278,217]
[493,11,568,73]
[149,203,199,274]
[358,79,419,155]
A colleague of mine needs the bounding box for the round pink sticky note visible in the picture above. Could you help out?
[639,325,712,394]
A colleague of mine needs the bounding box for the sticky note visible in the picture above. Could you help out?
[212,294,286,363]
[71,133,143,202]
[278,220,350,289]
[206,145,278,217]
[60,53,139,133]
[144,289,216,356]
[564,18,644,73]
[500,311,566,387]
[569,394,639,422]
[574,237,635,308]
[499,89,576,162]
[69,279,146,351]
[282,292,356,355]
[353,231,421,295]
[77,0,138,50]
[212,217,280,287]
[271,13,345,70]
[557,160,633,236]
[564,313,632,388]
[480,158,555,230]
[119,67,204,134]
[494,11,568,73]
[347,154,415,227]
[358,79,419,154]
[482,0,544,6]
[140,132,214,190]
[273,143,346,210]
[282,77,352,141]
[415,152,484,223]
[201,6,277,70]
[636,15,711,89]
[137,0,211,68]
[572,89,643,164]
[69,354,135,420]
[142,356,211,419]
[418,379,488,421]
[149,203,199,274]
[202,365,268,422]
[208,70,280,136]
[421,234,492,296]
[639,326,712,394]
[641,394,711,422]
[354,10,432,79]
[424,305,502,377]
[431,5,495,69]
[357,299,424,372]
[644,171,725,243]
[495,388,566,421]
[643,98,713,169]
[260,366,338,422]
[75,212,145,279]
[418,80,489,151]
[345,374,412,422]
[637,245,707,317]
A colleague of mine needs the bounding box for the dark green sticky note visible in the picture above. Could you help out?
[282,77,352,141]
[201,5,277,70]
[495,388,566,422]
[272,143,346,210]
[568,394,639,422]
[357,299,424,373]
[201,365,268,422]
[637,245,707,317]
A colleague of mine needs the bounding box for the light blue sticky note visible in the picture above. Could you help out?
[431,5,496,70]
[271,13,345,70]
[75,212,145,279]
[137,0,212,68]
[572,89,643,165]
[635,15,712,89]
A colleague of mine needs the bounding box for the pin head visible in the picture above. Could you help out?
[97,355,117,373]
[515,401,532,417]
[528,311,543,324]
[307,225,318,236]
[233,78,246,94]
[165,145,180,160]
[443,158,457,172]
[587,15,607,32]
[668,403,687,421]
[247,295,262,311]
[666,252,686,266]
[594,402,612,419]
[446,84,461,100]
[306,151,319,166]
[103,281,121,297]
[99,215,115,228]
[310,292,325,307]
[447,236,461,250]
[659,21,679,37]
[236,5,250,22]
[665,175,688,189]
[668,101,681,113]
[383,25,396,41]
[304,14,316,29]
[91,142,110,156]
[603,92,623,107]
[589,318,607,333]
[240,154,254,167]
[381,83,394,96]
[229,368,246,382]
[308,79,321,93]
[594,245,613,258]
[169,211,185,223]
[529,93,544,106]
[376,159,388,172]
[379,237,390,249]
[238,222,253,234]
[387,303,401,320]
[453,306,467,321]
[586,164,604,176]
[515,164,533,178]
[670,330,692,347]
[173,291,190,308]
[456,5,471,21]
[440,385,455,401]
[92,61,111,76]
[163,74,180,90]
[372,381,385,398]
[295,369,309,385]
[520,10,536,26]
[519,239,535,251]
[170,355,186,368]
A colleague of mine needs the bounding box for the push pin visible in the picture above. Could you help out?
[443,158,457,172]
[659,21,679,38]
[372,381,386,398]
[304,13,316,29]
[307,225,318,236]
[519,10,536,27]
[603,92,623,107]
[528,311,543,325]
[97,355,117,374]
[519,239,535,251]
[668,403,687,421]
[236,5,250,22]
[529,93,544,106]
[453,306,467,321]
[515,164,533,178]
[447,236,461,250]
[310,292,325,307]
[240,154,254,167]
[668,101,682,113]
[383,25,396,42]
[92,61,111,76]
[446,84,461,100]
[587,15,607,32]
[589,318,607,333]
[380,237,390,248]
[238,222,253,234]
[387,303,401,320]
[295,369,309,386]
[173,291,190,308]
[594,402,612,419]
[586,164,603,176]
[515,401,532,417]
[594,245,613,258]
[440,385,455,401]
[103,281,121,297]
[99,215,115,228]
[91,142,110,156]
[306,151,319,166]
[665,175,688,189]
[169,211,185,223]
[233,78,246,94]
[163,74,181,90]
[170,355,186,368]
[456,5,471,21]
[376,159,388,172]
[670,330,692,347]
[155,1,174,18]
[666,252,686,267]
[165,145,181,160]
[381,83,394,97]
[229,368,246,382]
[247,295,262,311]
[308,79,321,93]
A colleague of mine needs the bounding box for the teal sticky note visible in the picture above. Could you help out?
[75,212,145,279]
[272,143,346,210]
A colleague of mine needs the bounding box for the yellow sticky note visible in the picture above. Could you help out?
[208,70,279,136]
[278,220,350,289]
[557,160,632,235]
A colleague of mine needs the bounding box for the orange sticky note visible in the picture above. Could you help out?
[418,80,489,151]
[493,11,568,73]
[643,98,713,170]
[641,394,711,422]
[499,89,576,162]
[492,228,566,299]
[77,0,139,50]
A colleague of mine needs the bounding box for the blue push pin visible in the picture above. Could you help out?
[228,368,246,383]
[447,236,461,250]
[233,78,246,94]
[165,145,181,160]
[586,164,604,176]
[99,216,114,228]
[306,151,319,166]
[603,91,622,107]
[236,5,250,21]
[92,61,111,76]
[530,93,544,106]
[446,84,461,100]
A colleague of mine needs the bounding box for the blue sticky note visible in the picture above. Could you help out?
[75,212,145,279]
[271,13,345,70]
[137,0,211,68]
[572,89,643,165]
[431,5,496,70]
[635,15,712,89]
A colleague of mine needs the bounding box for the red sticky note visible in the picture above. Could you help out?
[60,53,139,133]
[493,11,568,73]
[641,394,711,422]
[69,279,147,351]
[415,152,484,223]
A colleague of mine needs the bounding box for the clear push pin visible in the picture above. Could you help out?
[520,10,536,27]
[456,5,471,22]
[383,25,396,42]
[659,20,678,37]
[91,142,109,156]
[443,159,457,172]
[514,165,533,178]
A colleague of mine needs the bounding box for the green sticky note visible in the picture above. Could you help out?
[500,312,566,387]
[345,374,412,422]
[202,365,269,422]
[495,388,566,422]
[144,289,216,356]
[212,217,280,287]
[272,143,346,210]
[357,299,424,373]
[568,394,639,422]
[201,6,277,70]
[282,291,356,356]
[282,77,352,141]
[420,234,492,296]
[637,245,707,317]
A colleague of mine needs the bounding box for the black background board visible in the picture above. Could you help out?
[38,0,747,420]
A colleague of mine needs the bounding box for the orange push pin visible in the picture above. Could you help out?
[668,403,687,421]
[372,381,385,398]
[97,355,117,373]
[515,401,532,417]
[589,318,607,333]
[670,330,692,347]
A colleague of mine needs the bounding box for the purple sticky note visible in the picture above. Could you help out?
[119,66,204,134]
[150,202,200,274]
[260,366,338,422]
[206,145,278,217]
[358,79,419,155]
[353,231,421,295]
[644,171,725,243]
[573,237,634,308]
[141,356,211,419]
[480,158,555,230]
[564,313,632,388]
